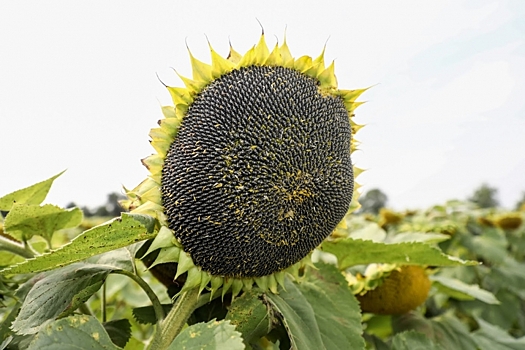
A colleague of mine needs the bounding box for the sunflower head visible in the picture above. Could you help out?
[493,213,523,230]
[124,32,365,296]
[349,265,431,315]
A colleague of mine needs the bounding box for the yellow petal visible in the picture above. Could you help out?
[253,34,270,65]
[187,47,212,82]
[208,41,235,78]
[317,61,337,89]
[227,43,242,64]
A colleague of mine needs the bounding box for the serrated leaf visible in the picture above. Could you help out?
[472,319,525,350]
[11,263,117,335]
[103,319,131,348]
[27,315,120,350]
[1,213,156,275]
[391,331,444,350]
[265,278,324,350]
[168,319,245,350]
[431,275,499,304]
[226,290,272,345]
[266,264,365,350]
[298,263,365,350]
[0,171,64,211]
[4,204,82,242]
[132,304,173,325]
[322,238,477,270]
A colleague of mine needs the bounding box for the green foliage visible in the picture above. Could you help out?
[1,175,525,349]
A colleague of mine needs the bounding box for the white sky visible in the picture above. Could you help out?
[1,0,524,210]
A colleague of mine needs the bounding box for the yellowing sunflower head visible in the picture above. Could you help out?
[123,32,366,296]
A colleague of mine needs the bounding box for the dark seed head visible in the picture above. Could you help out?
[161,65,353,278]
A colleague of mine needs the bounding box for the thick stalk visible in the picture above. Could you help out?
[148,288,200,350]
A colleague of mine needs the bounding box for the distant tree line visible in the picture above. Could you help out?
[359,184,525,213]
[67,192,126,218]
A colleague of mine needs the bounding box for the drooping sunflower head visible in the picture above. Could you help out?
[124,32,366,295]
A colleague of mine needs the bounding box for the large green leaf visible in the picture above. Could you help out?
[392,312,478,350]
[1,213,156,275]
[391,331,444,350]
[11,263,118,335]
[4,204,82,242]
[27,315,120,350]
[168,319,244,350]
[321,238,477,270]
[297,263,365,350]
[265,278,324,350]
[266,263,365,350]
[472,319,525,350]
[0,171,64,211]
[225,289,273,345]
[430,275,499,304]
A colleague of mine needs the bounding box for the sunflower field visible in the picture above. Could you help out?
[1,174,525,349]
[2,33,525,349]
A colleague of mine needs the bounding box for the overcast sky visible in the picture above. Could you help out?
[1,0,524,210]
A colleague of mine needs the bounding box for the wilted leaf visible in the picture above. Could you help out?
[391,331,444,350]
[1,213,156,275]
[168,319,244,350]
[0,171,64,211]
[27,315,120,350]
[431,275,499,304]
[322,238,477,270]
[4,204,82,242]
[11,263,119,335]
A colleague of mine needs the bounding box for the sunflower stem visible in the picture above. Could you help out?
[110,270,165,324]
[149,287,200,350]
[0,235,35,259]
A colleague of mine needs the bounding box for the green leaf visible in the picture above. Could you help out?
[225,290,273,345]
[1,213,156,275]
[430,275,499,304]
[265,278,324,350]
[297,263,365,350]
[266,263,365,350]
[168,319,245,350]
[4,204,82,242]
[472,319,525,350]
[392,312,478,350]
[27,315,120,350]
[11,263,117,335]
[391,331,444,350]
[321,238,477,270]
[0,171,64,211]
[388,232,451,244]
[103,319,131,348]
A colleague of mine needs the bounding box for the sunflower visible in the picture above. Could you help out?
[348,264,431,315]
[122,32,365,297]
